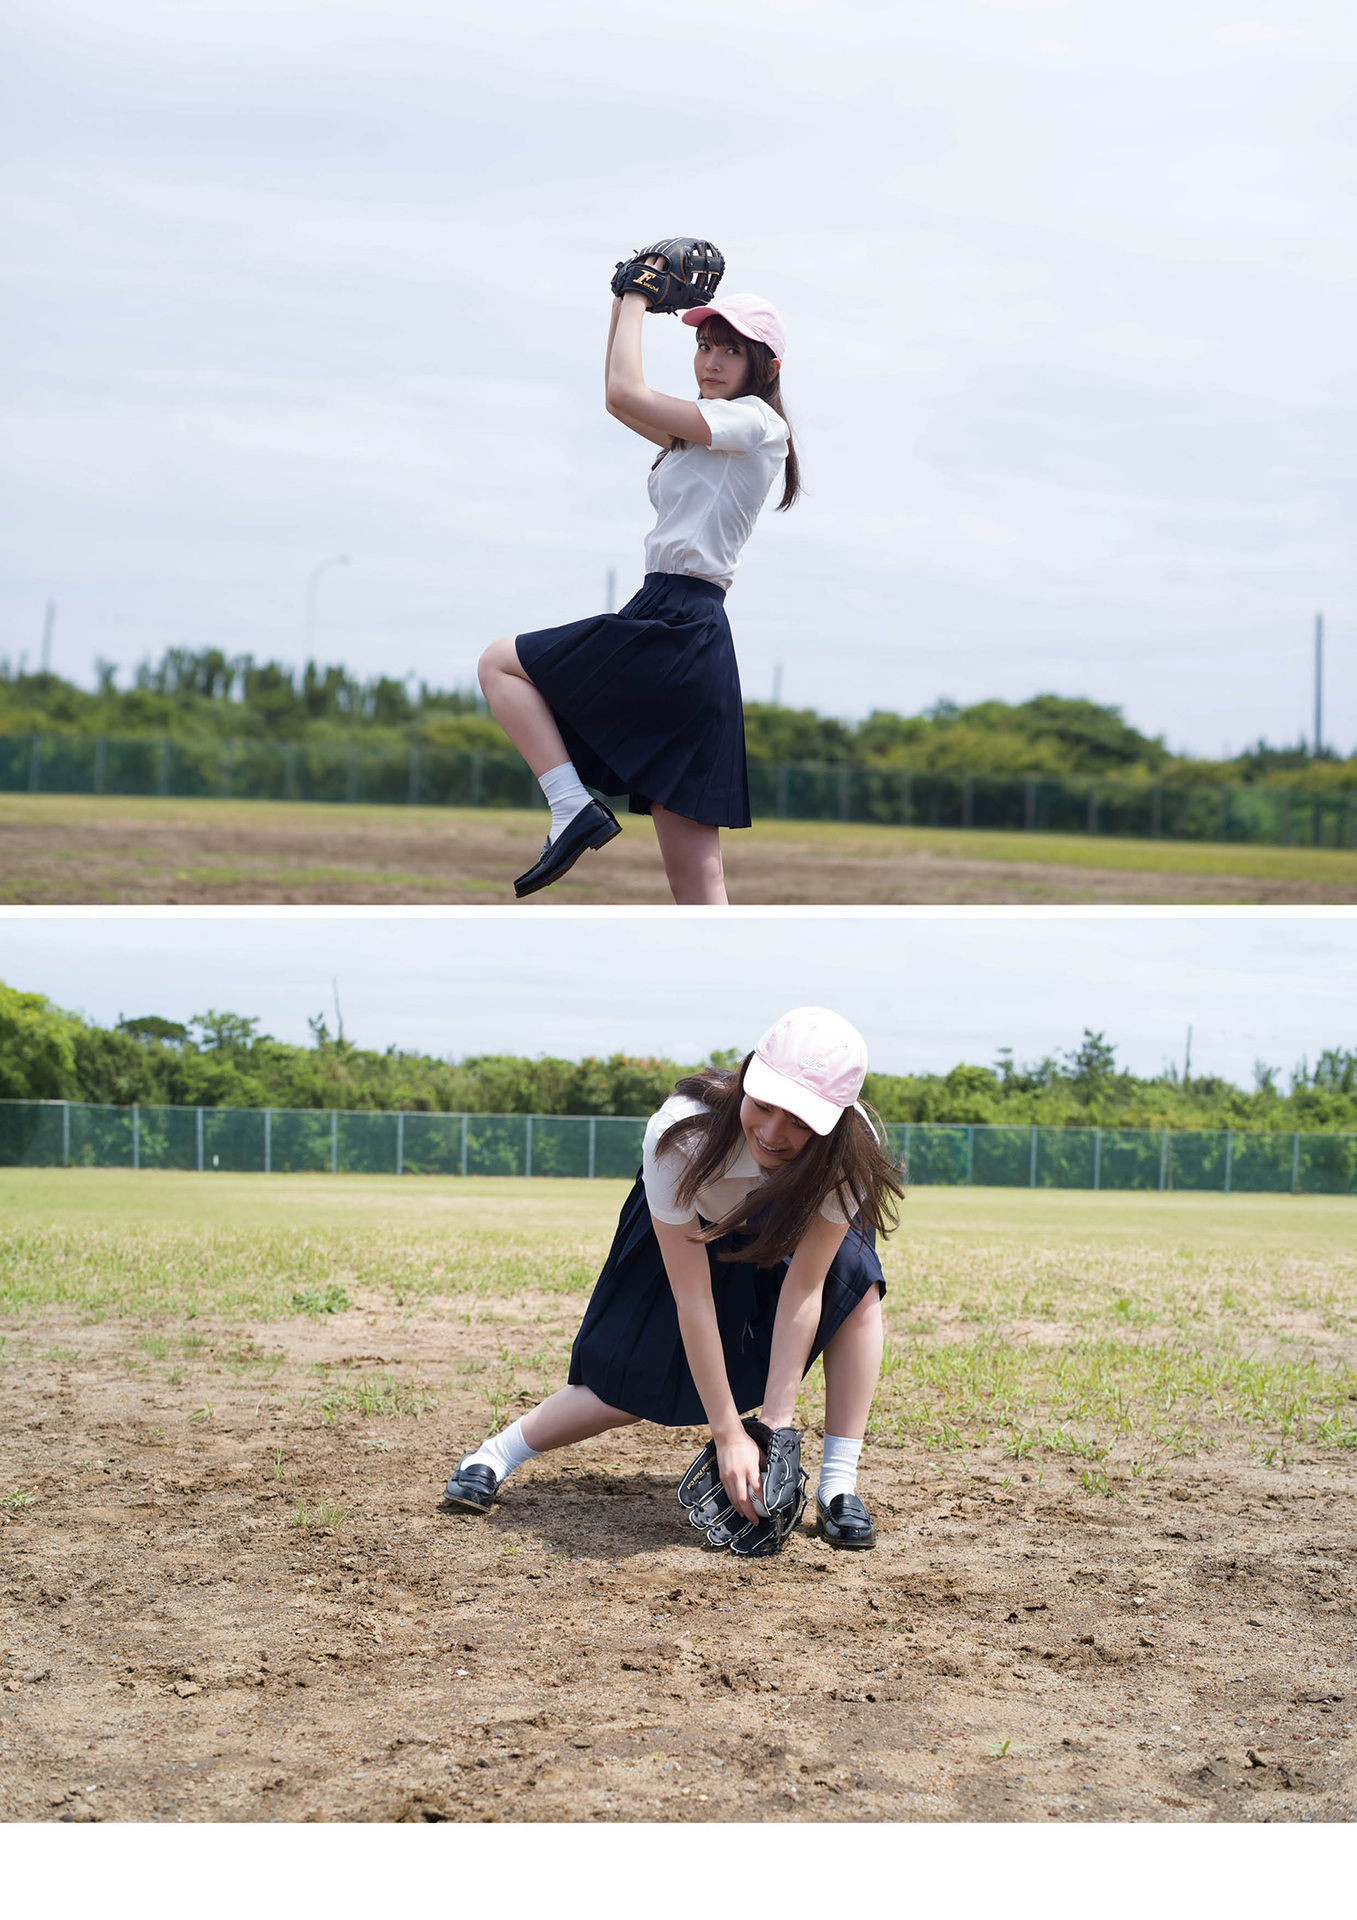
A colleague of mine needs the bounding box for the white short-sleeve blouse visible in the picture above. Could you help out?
[641,396,789,591]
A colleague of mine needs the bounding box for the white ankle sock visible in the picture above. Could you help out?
[461,1418,540,1485]
[817,1434,862,1504]
[538,761,592,843]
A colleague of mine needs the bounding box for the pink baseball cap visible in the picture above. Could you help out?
[743,1007,868,1137]
[683,293,786,363]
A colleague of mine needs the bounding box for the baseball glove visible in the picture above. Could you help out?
[677,1417,806,1558]
[610,237,725,314]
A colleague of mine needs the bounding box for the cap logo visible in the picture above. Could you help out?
[796,1053,830,1072]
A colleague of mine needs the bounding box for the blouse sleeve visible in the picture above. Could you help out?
[697,396,788,456]
[642,1102,701,1224]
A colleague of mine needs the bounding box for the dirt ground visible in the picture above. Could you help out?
[3,795,1356,903]
[2,1301,1352,1825]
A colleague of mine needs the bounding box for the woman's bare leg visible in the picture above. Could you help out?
[477,636,570,778]
[820,1286,884,1442]
[519,1383,641,1452]
[650,804,727,905]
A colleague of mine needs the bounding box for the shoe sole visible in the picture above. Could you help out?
[514,818,622,898]
[441,1491,494,1513]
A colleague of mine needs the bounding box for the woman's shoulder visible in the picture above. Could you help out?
[644,1091,708,1141]
[696,394,788,454]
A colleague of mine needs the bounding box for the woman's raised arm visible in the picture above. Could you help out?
[605,294,712,448]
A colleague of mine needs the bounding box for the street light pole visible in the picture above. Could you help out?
[1314,611,1323,758]
[305,554,350,655]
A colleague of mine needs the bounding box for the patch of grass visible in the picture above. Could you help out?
[292,1497,351,1530]
[3,1173,1354,1467]
[2,1487,38,1509]
[290,1284,351,1317]
[139,1335,170,1360]
[318,1373,436,1421]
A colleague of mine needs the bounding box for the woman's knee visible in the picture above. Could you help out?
[476,635,519,695]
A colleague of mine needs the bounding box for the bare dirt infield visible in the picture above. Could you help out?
[2,1177,1354,1825]
[4,793,1357,903]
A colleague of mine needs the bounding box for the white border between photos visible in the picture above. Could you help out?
[4,1822,1345,1919]
[2,903,1357,921]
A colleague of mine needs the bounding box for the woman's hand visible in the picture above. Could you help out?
[715,1426,764,1525]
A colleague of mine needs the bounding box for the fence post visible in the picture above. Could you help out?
[1029,1126,1038,1189]
[1093,1127,1102,1192]
[27,734,41,793]
[132,1105,140,1171]
[966,1125,974,1185]
[1223,1129,1233,1195]
[330,1110,338,1175]
[904,1121,912,1180]
[196,1107,204,1173]
[264,1108,272,1175]
[93,736,107,794]
[157,739,170,797]
[588,1115,597,1180]
[1291,1130,1301,1195]
[407,747,420,807]
[524,1114,533,1178]
[61,1102,70,1167]
[1158,1128,1168,1192]
[396,1110,404,1176]
[1024,776,1036,832]
[460,1113,469,1178]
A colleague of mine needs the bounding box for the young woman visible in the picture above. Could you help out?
[476,276,800,906]
[441,1008,903,1554]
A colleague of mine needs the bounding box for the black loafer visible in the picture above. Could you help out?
[816,1491,876,1550]
[513,801,621,899]
[441,1458,499,1513]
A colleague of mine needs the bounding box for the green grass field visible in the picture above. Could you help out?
[3,1170,1353,1481]
[4,790,1357,899]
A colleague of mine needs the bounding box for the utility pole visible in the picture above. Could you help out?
[772,663,783,706]
[1314,611,1324,758]
[605,568,616,615]
[40,601,55,675]
[1183,1024,1193,1083]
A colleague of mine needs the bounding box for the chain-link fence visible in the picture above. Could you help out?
[3,1101,1354,1195]
[2,732,1353,848]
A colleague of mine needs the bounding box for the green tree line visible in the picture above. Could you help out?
[2,649,1351,789]
[3,982,1354,1133]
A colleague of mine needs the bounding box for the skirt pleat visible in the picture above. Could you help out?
[566,1175,887,1427]
[514,572,751,829]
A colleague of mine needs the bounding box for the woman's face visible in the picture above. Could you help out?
[694,329,749,399]
[739,1094,814,1170]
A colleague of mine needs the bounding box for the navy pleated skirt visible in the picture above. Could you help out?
[567,1176,887,1427]
[514,572,751,829]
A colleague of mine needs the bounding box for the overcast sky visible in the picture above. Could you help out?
[5,1,1354,757]
[3,909,1353,1087]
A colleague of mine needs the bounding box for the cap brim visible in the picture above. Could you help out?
[743,1055,842,1137]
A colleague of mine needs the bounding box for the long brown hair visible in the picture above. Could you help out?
[652,312,802,510]
[658,1058,904,1267]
